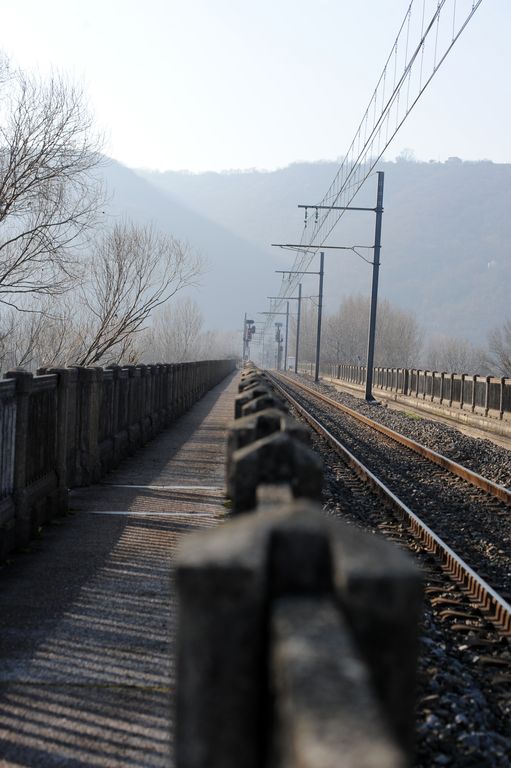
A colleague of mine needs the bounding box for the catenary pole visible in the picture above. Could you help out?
[242,312,247,362]
[365,171,385,401]
[295,283,302,374]
[314,252,324,383]
[284,301,289,372]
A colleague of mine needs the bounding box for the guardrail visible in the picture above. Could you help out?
[0,360,236,559]
[176,364,421,768]
[297,363,511,421]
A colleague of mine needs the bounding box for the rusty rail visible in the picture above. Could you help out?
[276,372,511,507]
[268,371,511,640]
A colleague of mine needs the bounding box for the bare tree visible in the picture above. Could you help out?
[73,222,203,366]
[146,297,205,363]
[322,294,422,368]
[323,295,367,366]
[287,299,318,366]
[422,334,488,375]
[0,298,75,371]
[142,299,240,364]
[0,62,103,309]
[376,300,423,367]
[202,329,239,360]
[486,320,511,376]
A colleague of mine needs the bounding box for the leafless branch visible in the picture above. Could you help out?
[0,62,104,307]
[73,221,204,366]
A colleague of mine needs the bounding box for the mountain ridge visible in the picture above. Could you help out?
[101,158,510,344]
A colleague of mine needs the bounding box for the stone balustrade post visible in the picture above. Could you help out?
[176,501,421,767]
[4,370,33,546]
[46,368,72,514]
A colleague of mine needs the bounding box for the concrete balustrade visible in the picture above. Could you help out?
[315,363,511,421]
[176,364,422,767]
[0,359,236,558]
[177,498,421,768]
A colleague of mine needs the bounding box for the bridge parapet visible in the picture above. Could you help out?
[319,364,511,422]
[0,359,236,559]
[176,364,421,768]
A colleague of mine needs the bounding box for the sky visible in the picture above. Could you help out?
[1,0,508,173]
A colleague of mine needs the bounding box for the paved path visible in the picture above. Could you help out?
[0,371,238,767]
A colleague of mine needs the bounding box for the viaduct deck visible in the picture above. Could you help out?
[0,370,239,767]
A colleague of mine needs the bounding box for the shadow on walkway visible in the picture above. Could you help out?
[0,371,238,767]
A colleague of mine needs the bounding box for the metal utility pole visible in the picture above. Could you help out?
[259,310,288,371]
[275,323,283,370]
[294,170,385,400]
[295,283,302,374]
[273,265,324,380]
[242,312,247,362]
[269,286,302,373]
[314,253,324,383]
[242,315,256,363]
[267,297,290,371]
[284,301,289,371]
[365,172,384,401]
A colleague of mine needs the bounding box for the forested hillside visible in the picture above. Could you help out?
[136,158,511,347]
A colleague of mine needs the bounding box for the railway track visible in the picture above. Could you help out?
[266,370,511,641]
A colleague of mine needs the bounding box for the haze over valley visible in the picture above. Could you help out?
[100,156,511,348]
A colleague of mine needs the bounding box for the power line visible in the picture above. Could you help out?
[266,0,484,329]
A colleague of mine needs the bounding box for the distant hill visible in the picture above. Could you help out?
[99,160,280,331]
[102,158,511,344]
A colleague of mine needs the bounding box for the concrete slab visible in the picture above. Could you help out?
[0,371,238,767]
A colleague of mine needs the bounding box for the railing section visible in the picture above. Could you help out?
[0,359,236,558]
[295,362,511,421]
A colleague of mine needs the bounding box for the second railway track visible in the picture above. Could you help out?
[266,370,511,640]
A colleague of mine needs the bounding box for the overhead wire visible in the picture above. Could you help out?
[265,0,484,331]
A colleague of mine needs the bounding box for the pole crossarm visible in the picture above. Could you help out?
[275,244,374,266]
[274,244,372,251]
[275,269,321,276]
[298,204,379,213]
[271,244,315,253]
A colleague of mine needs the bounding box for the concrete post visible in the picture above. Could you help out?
[227,432,323,513]
[484,375,490,416]
[270,598,406,768]
[46,368,71,515]
[241,394,288,418]
[176,500,420,767]
[449,373,454,407]
[127,366,142,452]
[226,409,310,481]
[234,386,272,419]
[176,516,268,768]
[4,370,33,546]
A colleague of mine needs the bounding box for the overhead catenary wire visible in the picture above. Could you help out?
[265,0,484,332]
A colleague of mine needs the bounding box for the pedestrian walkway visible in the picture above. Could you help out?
[0,370,238,767]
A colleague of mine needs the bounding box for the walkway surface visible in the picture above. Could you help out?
[0,371,239,767]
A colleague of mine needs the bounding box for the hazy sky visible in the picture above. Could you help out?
[1,1,508,172]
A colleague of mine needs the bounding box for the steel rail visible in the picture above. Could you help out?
[274,372,511,508]
[267,371,511,640]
